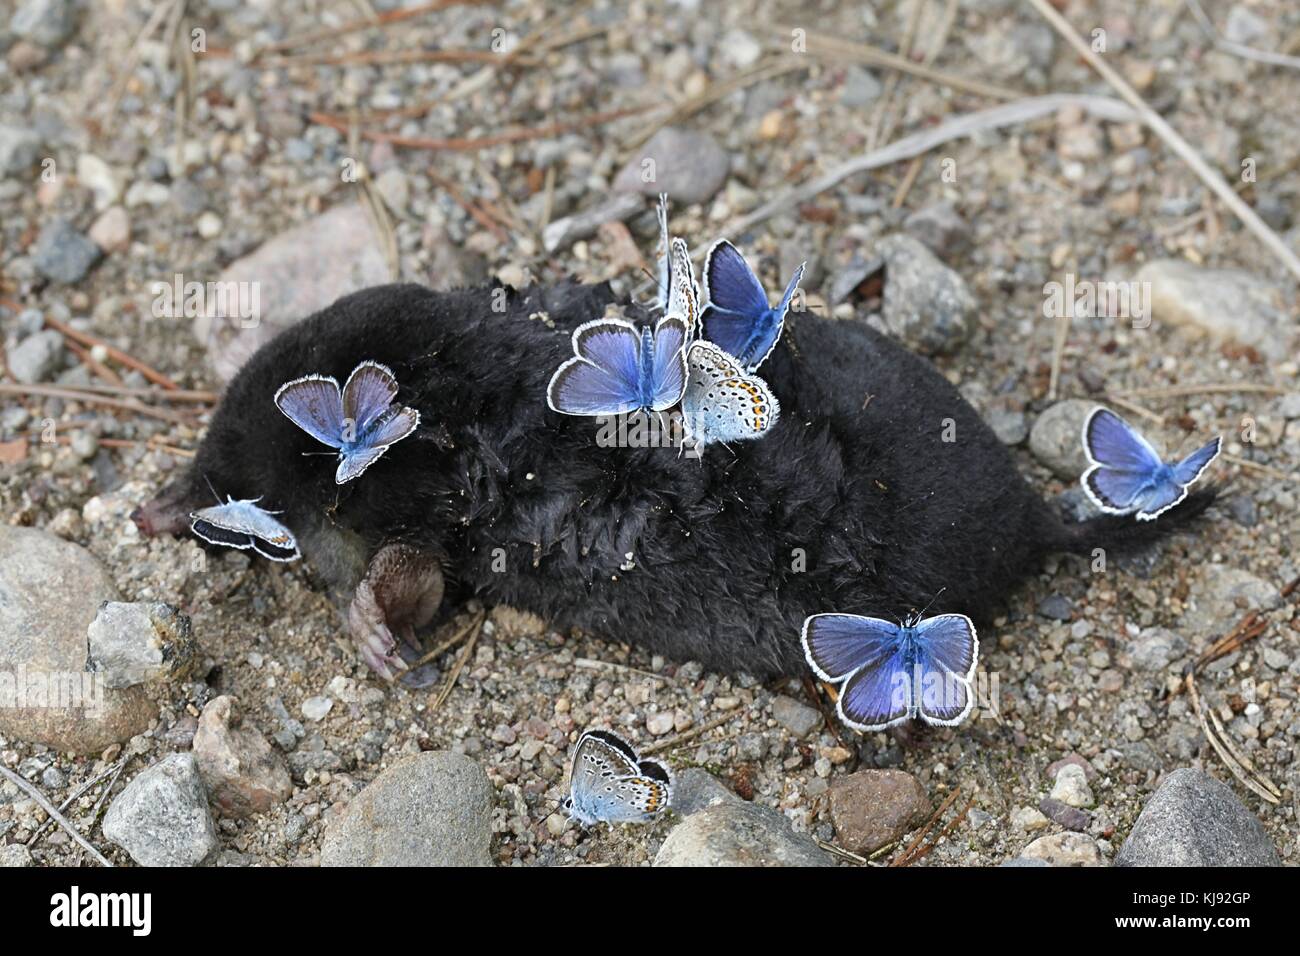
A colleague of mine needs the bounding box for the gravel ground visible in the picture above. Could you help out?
[1,0,1298,867]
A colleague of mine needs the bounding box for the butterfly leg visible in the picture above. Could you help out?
[347,543,444,681]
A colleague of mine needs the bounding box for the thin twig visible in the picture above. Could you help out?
[0,383,197,425]
[43,315,180,390]
[308,104,652,153]
[815,838,867,865]
[573,657,678,683]
[891,785,962,866]
[253,0,486,56]
[782,27,1027,101]
[725,95,1138,237]
[640,712,737,756]
[406,610,486,671]
[64,339,123,386]
[0,765,114,866]
[1184,672,1280,804]
[1185,0,1300,71]
[1102,393,1166,426]
[431,611,486,711]
[625,57,806,148]
[264,48,534,69]
[1025,0,1300,282]
[1115,383,1293,399]
[1223,453,1296,482]
[27,759,128,848]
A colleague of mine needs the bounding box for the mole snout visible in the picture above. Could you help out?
[132,482,200,538]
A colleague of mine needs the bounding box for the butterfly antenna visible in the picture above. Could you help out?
[917,587,947,618]
[201,472,222,505]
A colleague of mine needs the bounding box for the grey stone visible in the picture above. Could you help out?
[102,754,219,867]
[9,0,74,47]
[321,752,493,866]
[86,601,197,688]
[6,329,63,383]
[999,856,1050,867]
[1225,495,1258,527]
[1029,400,1094,479]
[771,694,821,738]
[671,767,741,816]
[614,127,730,205]
[192,695,293,818]
[1116,768,1280,866]
[654,801,833,866]
[32,219,102,284]
[987,407,1028,446]
[0,527,158,754]
[194,203,390,381]
[1224,5,1269,45]
[1037,594,1073,621]
[1129,627,1188,671]
[877,234,975,355]
[0,124,41,174]
[840,66,882,107]
[541,192,643,253]
[1136,259,1291,360]
[903,201,971,259]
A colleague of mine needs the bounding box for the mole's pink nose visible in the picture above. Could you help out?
[133,485,196,537]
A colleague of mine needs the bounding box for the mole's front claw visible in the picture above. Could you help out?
[346,544,445,682]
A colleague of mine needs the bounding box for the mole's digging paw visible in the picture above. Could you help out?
[347,544,444,682]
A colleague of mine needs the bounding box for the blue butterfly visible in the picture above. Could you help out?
[1081,407,1221,521]
[563,729,673,826]
[547,316,689,417]
[190,495,300,562]
[680,340,779,449]
[801,611,979,731]
[274,360,420,485]
[701,239,805,372]
[655,194,700,337]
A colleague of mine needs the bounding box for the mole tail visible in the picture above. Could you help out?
[1045,486,1219,556]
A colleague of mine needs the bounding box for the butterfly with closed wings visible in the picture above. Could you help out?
[680,340,779,450]
[190,495,300,562]
[275,360,420,485]
[562,729,674,826]
[802,610,979,732]
[1080,407,1221,522]
[700,239,805,373]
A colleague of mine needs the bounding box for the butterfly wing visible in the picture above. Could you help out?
[337,406,421,484]
[547,318,646,416]
[190,499,300,561]
[568,730,668,825]
[1083,407,1163,472]
[342,360,400,435]
[802,613,904,682]
[681,341,779,448]
[703,240,770,319]
[1080,407,1166,514]
[739,259,806,371]
[1171,436,1221,487]
[648,315,689,410]
[275,374,346,449]
[666,238,700,337]
[911,614,978,726]
[1081,466,1152,513]
[837,648,913,731]
[655,193,671,313]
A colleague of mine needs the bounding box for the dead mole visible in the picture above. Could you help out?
[134,280,1215,680]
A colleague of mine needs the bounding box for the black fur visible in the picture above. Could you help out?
[148,281,1214,677]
